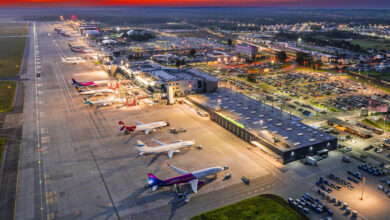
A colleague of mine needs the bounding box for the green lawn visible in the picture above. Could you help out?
[362,118,390,132]
[0,81,17,113]
[0,138,4,166]
[191,194,308,220]
[351,39,390,50]
[294,67,340,74]
[360,71,385,76]
[0,37,26,77]
[0,22,28,36]
[346,75,390,93]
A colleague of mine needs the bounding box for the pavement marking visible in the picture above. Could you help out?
[260,188,264,190]
[39,100,45,105]
[254,189,258,192]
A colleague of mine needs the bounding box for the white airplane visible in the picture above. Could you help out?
[136,138,194,158]
[76,86,115,96]
[118,120,169,134]
[83,97,122,107]
[62,57,86,64]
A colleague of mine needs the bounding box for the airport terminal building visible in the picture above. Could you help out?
[188,88,337,164]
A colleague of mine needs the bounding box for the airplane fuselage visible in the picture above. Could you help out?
[135,122,167,132]
[150,166,223,188]
[78,89,114,95]
[140,140,194,154]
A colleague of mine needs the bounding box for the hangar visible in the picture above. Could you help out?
[188,88,338,164]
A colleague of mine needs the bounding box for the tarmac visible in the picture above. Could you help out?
[11,21,390,220]
[13,22,280,220]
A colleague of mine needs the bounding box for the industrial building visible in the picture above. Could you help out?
[188,88,337,164]
[118,61,219,97]
[235,43,258,58]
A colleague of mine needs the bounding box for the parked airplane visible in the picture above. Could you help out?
[72,78,108,87]
[68,43,93,53]
[146,164,224,193]
[76,86,115,96]
[61,57,85,64]
[118,120,169,134]
[136,138,193,158]
[83,97,122,107]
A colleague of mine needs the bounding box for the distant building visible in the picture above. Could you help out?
[78,25,99,35]
[119,61,219,96]
[235,43,258,58]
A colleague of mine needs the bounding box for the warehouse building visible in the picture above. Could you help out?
[188,88,337,164]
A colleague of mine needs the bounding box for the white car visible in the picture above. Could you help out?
[375,148,384,153]
[345,147,352,152]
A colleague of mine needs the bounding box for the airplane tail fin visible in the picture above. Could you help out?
[147,173,163,185]
[71,78,78,85]
[83,98,92,105]
[75,86,84,93]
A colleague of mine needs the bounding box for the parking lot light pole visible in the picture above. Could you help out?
[360,176,366,200]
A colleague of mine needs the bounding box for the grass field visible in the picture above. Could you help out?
[346,75,390,93]
[362,118,390,132]
[0,22,28,36]
[360,71,385,76]
[0,81,17,113]
[191,194,308,220]
[0,37,26,77]
[294,67,340,74]
[351,39,390,50]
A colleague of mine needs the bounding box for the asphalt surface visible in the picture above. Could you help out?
[12,21,390,220]
[12,22,281,220]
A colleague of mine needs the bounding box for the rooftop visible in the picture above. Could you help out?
[189,88,336,152]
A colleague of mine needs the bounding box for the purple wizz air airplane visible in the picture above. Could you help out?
[71,78,108,87]
[146,164,225,193]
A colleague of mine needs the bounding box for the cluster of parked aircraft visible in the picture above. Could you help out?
[71,81,223,195]
[55,25,224,198]
[118,120,225,194]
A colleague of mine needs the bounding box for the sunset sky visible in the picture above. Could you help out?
[0,0,389,7]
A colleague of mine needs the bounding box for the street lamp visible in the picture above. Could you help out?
[259,120,263,138]
[360,176,366,200]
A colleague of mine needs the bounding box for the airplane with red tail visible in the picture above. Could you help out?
[118,120,169,134]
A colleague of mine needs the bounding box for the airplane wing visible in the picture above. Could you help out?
[151,138,166,146]
[135,121,143,125]
[145,129,151,134]
[167,150,174,159]
[189,179,198,193]
[168,164,188,175]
